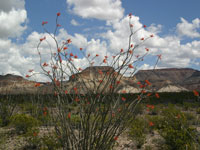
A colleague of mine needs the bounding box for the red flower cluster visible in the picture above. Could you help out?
[193,90,199,96]
[42,21,48,26]
[34,83,41,87]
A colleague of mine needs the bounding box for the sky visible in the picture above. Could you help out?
[0,0,200,81]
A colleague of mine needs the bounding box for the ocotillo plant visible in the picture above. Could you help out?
[26,12,161,150]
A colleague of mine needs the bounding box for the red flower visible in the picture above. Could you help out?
[143,25,147,28]
[145,80,151,86]
[34,83,41,87]
[63,47,68,50]
[57,48,61,53]
[103,59,107,63]
[137,81,141,85]
[43,111,47,116]
[129,50,133,54]
[80,48,83,50]
[53,65,58,69]
[43,62,48,67]
[141,90,146,93]
[57,12,61,16]
[121,97,126,101]
[98,70,103,75]
[57,24,61,27]
[74,55,78,59]
[116,81,120,84]
[150,34,154,37]
[65,90,68,94]
[128,64,134,68]
[67,112,71,119]
[145,48,149,52]
[149,121,154,126]
[120,49,124,53]
[128,13,132,18]
[33,132,38,137]
[67,39,72,44]
[99,80,103,83]
[131,44,134,48]
[155,93,160,98]
[122,90,126,93]
[140,37,144,40]
[26,75,30,78]
[40,36,46,42]
[74,97,79,102]
[147,93,152,97]
[96,54,99,57]
[70,53,73,57]
[114,136,118,141]
[193,90,199,96]
[42,21,48,26]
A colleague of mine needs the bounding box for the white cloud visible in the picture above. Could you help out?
[66,0,124,21]
[0,0,27,39]
[70,19,80,26]
[176,17,200,38]
[0,0,25,12]
[147,24,162,34]
[101,15,200,69]
[0,9,27,39]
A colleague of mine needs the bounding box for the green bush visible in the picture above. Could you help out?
[196,108,200,114]
[129,118,148,148]
[0,99,16,126]
[10,114,40,134]
[159,106,197,150]
[24,130,62,150]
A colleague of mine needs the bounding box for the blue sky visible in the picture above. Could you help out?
[0,0,200,81]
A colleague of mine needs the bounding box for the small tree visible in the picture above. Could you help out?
[27,12,160,150]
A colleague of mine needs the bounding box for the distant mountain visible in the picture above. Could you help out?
[0,67,199,94]
[0,74,39,94]
[134,68,200,91]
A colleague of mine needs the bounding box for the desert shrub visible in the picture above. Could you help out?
[183,102,193,111]
[0,99,16,126]
[196,108,200,114]
[147,115,164,130]
[24,130,62,150]
[10,114,40,134]
[129,117,148,148]
[26,12,161,150]
[158,106,198,150]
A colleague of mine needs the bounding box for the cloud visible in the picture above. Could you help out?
[70,19,80,26]
[0,0,27,39]
[66,0,124,21]
[176,17,200,38]
[0,0,25,12]
[101,15,200,69]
